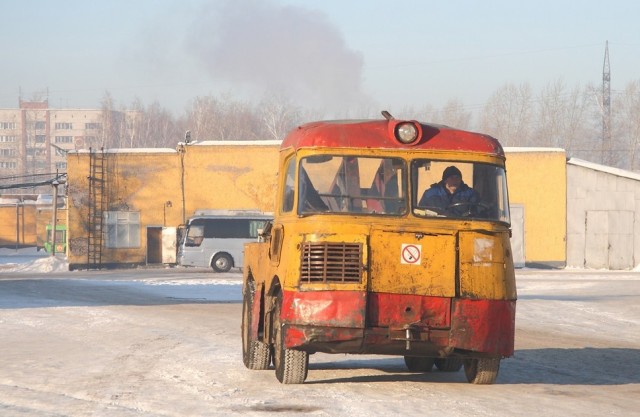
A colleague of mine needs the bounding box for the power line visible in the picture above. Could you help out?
[0,173,66,190]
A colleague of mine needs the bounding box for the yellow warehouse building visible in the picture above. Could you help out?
[60,141,567,270]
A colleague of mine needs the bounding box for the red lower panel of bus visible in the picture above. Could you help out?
[450,298,516,356]
[281,290,515,356]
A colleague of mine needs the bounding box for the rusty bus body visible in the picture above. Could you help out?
[242,113,516,384]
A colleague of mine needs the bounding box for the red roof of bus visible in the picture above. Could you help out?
[281,119,504,157]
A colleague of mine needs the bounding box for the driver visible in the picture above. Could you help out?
[419,166,479,216]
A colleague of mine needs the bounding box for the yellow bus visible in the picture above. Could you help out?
[242,112,516,384]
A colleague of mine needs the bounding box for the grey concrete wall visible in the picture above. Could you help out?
[567,162,640,269]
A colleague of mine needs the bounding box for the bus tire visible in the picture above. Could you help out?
[212,253,233,272]
[403,356,435,372]
[241,284,270,370]
[273,295,308,384]
[464,358,500,384]
[434,357,463,372]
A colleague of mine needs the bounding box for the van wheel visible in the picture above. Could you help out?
[404,356,435,372]
[273,295,308,384]
[212,253,233,272]
[241,284,270,370]
[434,357,463,372]
[464,358,500,384]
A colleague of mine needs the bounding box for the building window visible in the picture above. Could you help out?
[55,162,67,170]
[55,136,73,143]
[0,162,17,169]
[104,211,140,248]
[0,122,16,130]
[35,135,46,143]
[85,122,102,129]
[26,148,45,157]
[54,122,72,130]
[0,149,16,156]
[0,136,16,142]
[35,121,46,130]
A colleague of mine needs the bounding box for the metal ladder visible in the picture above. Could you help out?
[87,147,106,268]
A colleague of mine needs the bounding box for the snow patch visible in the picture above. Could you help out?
[1,255,68,273]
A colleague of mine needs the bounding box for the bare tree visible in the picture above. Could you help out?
[100,91,128,148]
[217,97,261,141]
[90,78,640,171]
[614,80,640,170]
[434,99,472,130]
[558,84,594,157]
[258,92,302,140]
[124,98,145,148]
[137,101,181,148]
[536,79,593,151]
[479,83,533,146]
[185,95,223,142]
[536,79,568,147]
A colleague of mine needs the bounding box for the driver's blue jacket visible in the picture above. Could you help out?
[418,181,479,216]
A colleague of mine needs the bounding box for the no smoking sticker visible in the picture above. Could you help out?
[401,244,421,265]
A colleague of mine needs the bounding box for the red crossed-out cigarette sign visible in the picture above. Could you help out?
[401,244,421,265]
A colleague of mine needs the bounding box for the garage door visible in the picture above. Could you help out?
[585,210,634,269]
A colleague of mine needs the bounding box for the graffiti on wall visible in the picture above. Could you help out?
[69,237,88,256]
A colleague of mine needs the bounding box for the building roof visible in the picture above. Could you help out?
[69,148,176,154]
[504,147,565,153]
[568,157,640,181]
[194,140,282,146]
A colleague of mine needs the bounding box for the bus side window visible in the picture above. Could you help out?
[249,220,267,238]
[282,158,295,212]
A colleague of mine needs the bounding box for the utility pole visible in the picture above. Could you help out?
[50,179,60,256]
[602,40,611,165]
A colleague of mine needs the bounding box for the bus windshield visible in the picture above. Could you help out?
[296,155,509,223]
[411,159,510,223]
[298,155,407,215]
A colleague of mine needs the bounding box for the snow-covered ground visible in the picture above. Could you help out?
[0,247,69,273]
[0,248,639,416]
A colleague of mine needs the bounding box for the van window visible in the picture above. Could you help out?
[185,218,269,246]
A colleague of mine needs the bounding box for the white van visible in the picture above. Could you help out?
[177,210,272,272]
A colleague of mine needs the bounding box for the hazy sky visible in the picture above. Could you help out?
[1,0,638,116]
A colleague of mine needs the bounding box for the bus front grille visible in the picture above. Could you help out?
[300,242,363,283]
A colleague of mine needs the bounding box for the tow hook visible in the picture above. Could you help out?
[402,323,421,350]
[390,322,424,350]
[405,327,411,350]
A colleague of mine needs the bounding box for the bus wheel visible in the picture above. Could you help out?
[242,284,270,370]
[434,357,463,372]
[403,356,435,372]
[464,358,500,384]
[212,253,233,272]
[273,296,308,384]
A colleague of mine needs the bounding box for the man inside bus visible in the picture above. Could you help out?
[419,165,480,217]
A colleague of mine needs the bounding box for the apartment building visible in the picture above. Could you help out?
[0,99,134,179]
